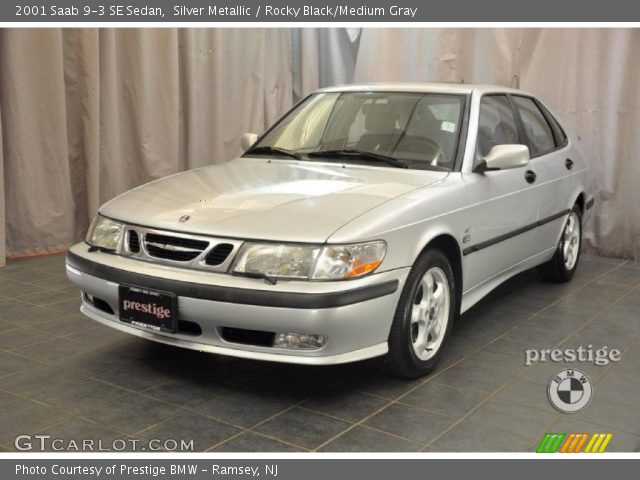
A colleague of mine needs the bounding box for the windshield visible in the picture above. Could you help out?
[250,91,466,171]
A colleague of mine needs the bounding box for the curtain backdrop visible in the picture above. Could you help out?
[0,107,5,267]
[0,28,638,265]
[0,28,292,260]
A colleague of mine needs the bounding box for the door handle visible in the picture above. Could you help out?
[565,158,574,170]
[525,170,537,184]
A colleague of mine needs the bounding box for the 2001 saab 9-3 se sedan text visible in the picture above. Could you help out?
[66,83,593,377]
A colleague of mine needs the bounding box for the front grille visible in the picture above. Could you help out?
[119,225,242,272]
[144,232,209,262]
[205,243,234,266]
[128,230,140,253]
[221,327,276,347]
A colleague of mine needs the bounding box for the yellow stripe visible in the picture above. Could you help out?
[560,434,575,453]
[584,434,598,453]
[598,434,613,453]
[591,434,605,452]
[573,433,589,453]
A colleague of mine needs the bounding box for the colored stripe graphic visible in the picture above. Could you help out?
[584,433,613,453]
[537,433,566,453]
[538,433,613,453]
[560,433,589,453]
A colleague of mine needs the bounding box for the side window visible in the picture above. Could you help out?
[512,96,556,156]
[475,95,521,164]
[538,102,568,147]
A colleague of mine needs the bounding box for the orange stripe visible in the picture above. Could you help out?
[568,434,582,453]
[573,433,589,453]
[560,434,575,453]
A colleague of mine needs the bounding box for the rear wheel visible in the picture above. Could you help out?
[538,204,582,282]
[380,248,456,378]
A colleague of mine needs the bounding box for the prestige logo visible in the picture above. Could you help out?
[122,300,171,320]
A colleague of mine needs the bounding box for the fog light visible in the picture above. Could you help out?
[274,333,328,350]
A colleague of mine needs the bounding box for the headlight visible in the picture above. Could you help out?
[86,215,124,251]
[232,243,322,279]
[232,241,386,280]
[312,242,386,280]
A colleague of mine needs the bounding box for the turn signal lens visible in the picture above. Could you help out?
[312,241,386,280]
[345,259,383,278]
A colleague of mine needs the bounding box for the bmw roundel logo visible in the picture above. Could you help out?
[179,215,191,223]
[548,369,593,413]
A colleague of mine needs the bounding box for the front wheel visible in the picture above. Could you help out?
[538,204,582,282]
[380,249,456,378]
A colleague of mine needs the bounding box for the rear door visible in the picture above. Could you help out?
[511,95,573,253]
[462,94,540,290]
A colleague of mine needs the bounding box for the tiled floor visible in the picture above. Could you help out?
[0,253,639,452]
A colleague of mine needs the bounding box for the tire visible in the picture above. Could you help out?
[379,248,456,378]
[538,204,582,283]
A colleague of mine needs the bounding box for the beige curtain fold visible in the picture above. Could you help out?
[0,107,4,267]
[0,28,292,261]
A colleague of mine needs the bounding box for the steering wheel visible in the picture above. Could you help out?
[397,138,446,167]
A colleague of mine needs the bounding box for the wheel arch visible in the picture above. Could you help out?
[414,232,463,318]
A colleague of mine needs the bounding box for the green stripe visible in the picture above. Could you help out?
[549,433,566,453]
[537,433,553,453]
[537,433,566,453]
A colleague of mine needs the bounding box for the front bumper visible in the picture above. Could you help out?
[65,243,408,365]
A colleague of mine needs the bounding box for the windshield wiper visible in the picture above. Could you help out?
[307,149,408,169]
[244,146,302,160]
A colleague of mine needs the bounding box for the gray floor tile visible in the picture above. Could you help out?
[195,389,291,428]
[457,350,524,377]
[0,326,52,349]
[81,392,183,435]
[401,382,488,418]
[365,403,453,444]
[346,371,424,400]
[0,351,40,378]
[94,363,176,392]
[34,314,96,336]
[467,398,557,439]
[432,363,512,394]
[301,388,389,422]
[212,432,304,452]
[319,426,421,452]
[14,337,92,362]
[14,289,75,306]
[140,412,241,451]
[494,379,558,414]
[144,376,232,408]
[428,417,535,452]
[255,407,350,450]
[1,366,81,397]
[38,378,131,415]
[0,390,21,405]
[0,399,71,445]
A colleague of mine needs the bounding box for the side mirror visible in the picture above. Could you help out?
[474,144,530,173]
[241,133,259,151]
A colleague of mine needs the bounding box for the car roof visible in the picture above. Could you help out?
[316,82,530,96]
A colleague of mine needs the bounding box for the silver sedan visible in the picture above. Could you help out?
[66,83,593,377]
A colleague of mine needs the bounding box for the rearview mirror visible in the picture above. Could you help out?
[241,133,259,151]
[474,144,530,173]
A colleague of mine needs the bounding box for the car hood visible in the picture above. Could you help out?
[100,157,446,243]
